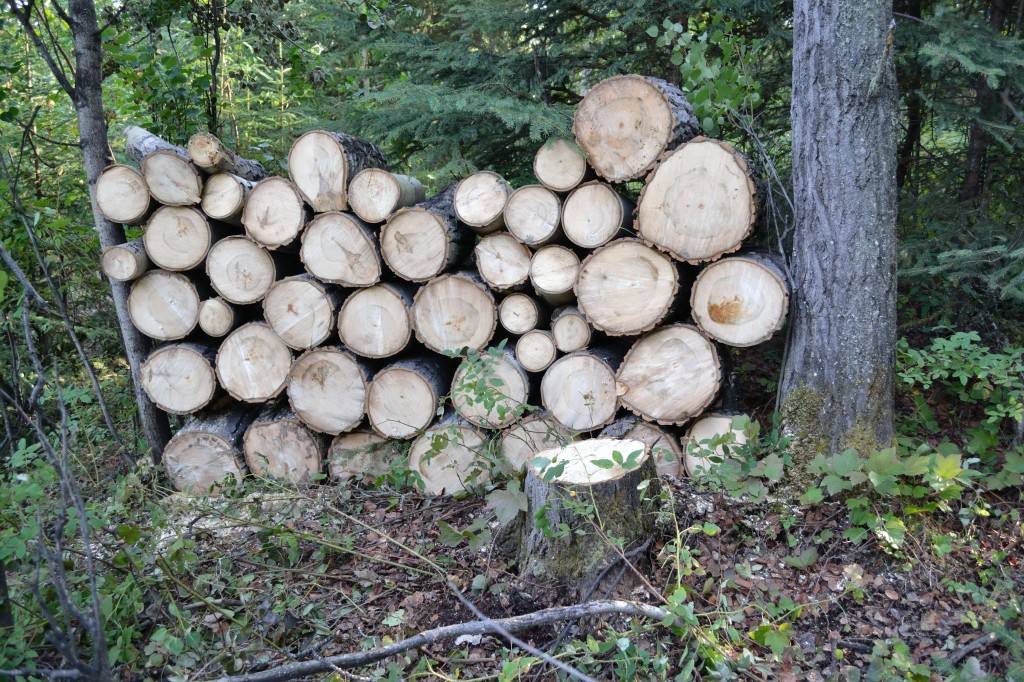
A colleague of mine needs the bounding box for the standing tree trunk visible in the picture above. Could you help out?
[780,0,898,459]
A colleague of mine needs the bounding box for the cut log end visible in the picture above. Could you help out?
[329,429,403,481]
[533,139,588,192]
[367,359,449,439]
[690,254,789,347]
[288,130,387,212]
[452,348,529,428]
[142,150,203,206]
[141,343,218,415]
[263,275,338,350]
[562,181,633,249]
[198,298,238,337]
[244,409,325,485]
[128,270,200,341]
[337,284,413,359]
[286,347,369,435]
[475,233,532,291]
[540,350,621,431]
[216,322,293,402]
[530,245,579,303]
[101,238,150,282]
[682,414,748,477]
[504,185,562,247]
[412,273,497,354]
[96,165,151,224]
[348,169,425,223]
[408,416,490,495]
[500,412,576,473]
[242,177,308,250]
[515,329,557,373]
[143,206,214,272]
[454,171,512,233]
[206,236,277,305]
[301,212,381,287]
[498,293,541,335]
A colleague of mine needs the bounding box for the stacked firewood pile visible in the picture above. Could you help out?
[99,74,789,495]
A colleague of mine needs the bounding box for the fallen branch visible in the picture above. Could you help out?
[947,632,997,667]
[215,600,672,682]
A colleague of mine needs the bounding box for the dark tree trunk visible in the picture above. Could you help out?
[895,0,924,191]
[780,1,899,459]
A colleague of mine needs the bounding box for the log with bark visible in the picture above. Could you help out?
[96,164,153,225]
[286,346,371,434]
[529,245,579,305]
[328,428,403,481]
[140,342,219,415]
[407,412,490,495]
[101,237,150,281]
[454,171,512,234]
[163,404,257,495]
[366,357,452,439]
[287,130,388,212]
[142,205,222,272]
[550,306,591,353]
[497,293,546,335]
[561,181,634,249]
[336,283,414,359]
[216,322,294,402]
[540,348,623,431]
[689,253,790,347]
[242,177,310,250]
[681,414,748,477]
[572,75,699,183]
[347,169,425,224]
[474,232,532,292]
[533,139,588,193]
[499,410,576,473]
[263,274,343,350]
[242,403,326,485]
[381,184,471,283]
[600,416,685,478]
[637,137,761,263]
[187,132,269,181]
[514,329,558,373]
[201,172,255,225]
[300,211,382,287]
[125,125,186,163]
[411,271,497,354]
[616,324,720,425]
[451,347,530,429]
[575,238,678,336]
[206,235,283,305]
[504,185,563,247]
[128,269,203,341]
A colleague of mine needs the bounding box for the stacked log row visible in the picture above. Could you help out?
[106,72,790,495]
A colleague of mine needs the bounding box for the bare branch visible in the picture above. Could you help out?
[7,0,76,99]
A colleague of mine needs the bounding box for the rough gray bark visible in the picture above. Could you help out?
[779,1,898,457]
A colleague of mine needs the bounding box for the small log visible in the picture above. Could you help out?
[128,270,202,341]
[163,404,257,495]
[681,414,748,477]
[689,253,790,347]
[140,342,219,415]
[101,237,151,281]
[300,211,382,287]
[454,171,513,234]
[216,322,294,402]
[637,137,761,263]
[96,164,153,225]
[337,283,414,359]
[572,74,699,183]
[242,177,310,250]
[286,346,371,435]
[530,245,579,305]
[600,416,685,478]
[504,185,563,247]
[124,125,188,164]
[515,329,557,373]
[202,172,255,225]
[206,235,279,305]
[411,271,497,354]
[616,324,721,425]
[575,238,678,336]
[348,169,425,224]
[475,232,532,292]
[187,132,269,181]
[519,438,656,592]
[263,274,343,350]
[550,306,591,353]
[452,347,530,429]
[367,357,452,439]
[328,428,403,481]
[498,293,546,335]
[243,403,327,485]
[561,181,634,249]
[500,410,576,473]
[287,130,388,212]
[407,412,490,495]
[381,184,472,282]
[198,297,248,337]
[540,348,623,431]
[142,205,221,272]
[533,139,588,193]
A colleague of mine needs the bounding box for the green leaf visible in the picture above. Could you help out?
[799,486,824,505]
[646,25,660,37]
[591,458,614,469]
[782,547,818,568]
[382,608,406,627]
[830,449,863,477]
[117,525,143,545]
[761,453,784,482]
[437,521,463,546]
[486,484,527,525]
[702,522,721,536]
[932,452,963,481]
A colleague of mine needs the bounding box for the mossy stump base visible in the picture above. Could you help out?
[518,438,657,595]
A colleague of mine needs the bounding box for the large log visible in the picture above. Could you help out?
[575,238,678,336]
[519,438,656,592]
[287,130,388,212]
[540,348,623,431]
[142,205,221,272]
[636,137,761,263]
[454,171,513,234]
[499,410,576,473]
[187,132,269,181]
[411,272,497,354]
[243,403,327,485]
[96,164,152,225]
[101,237,150,282]
[533,139,588,193]
[124,125,187,164]
[616,324,721,425]
[163,404,257,495]
[140,342,219,415]
[561,181,634,249]
[216,322,294,402]
[452,347,530,428]
[202,173,255,226]
[572,75,699,183]
[515,329,557,373]
[348,169,425,224]
[475,232,532,292]
[127,270,202,341]
[337,283,414,359]
[366,357,452,439]
[504,185,562,247]
[550,306,591,353]
[600,416,685,478]
[407,412,490,495]
[681,414,748,477]
[497,293,546,335]
[530,245,579,305]
[300,212,382,287]
[381,184,471,283]
[242,177,310,250]
[206,235,280,305]
[263,274,343,350]
[328,428,402,481]
[286,346,371,435]
[689,253,790,347]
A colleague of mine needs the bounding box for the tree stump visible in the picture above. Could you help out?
[500,411,576,473]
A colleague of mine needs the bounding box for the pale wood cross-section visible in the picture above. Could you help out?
[616,324,721,425]
[286,346,369,435]
[600,416,685,478]
[96,164,152,225]
[141,150,203,206]
[412,272,497,354]
[202,172,255,225]
[540,348,622,431]
[140,342,218,415]
[533,138,588,192]
[348,169,425,224]
[128,270,201,341]
[198,297,242,337]
[300,211,382,287]
[143,205,218,272]
[475,232,532,291]
[242,177,309,250]
[243,405,326,485]
[381,184,468,283]
[337,283,414,359]
[187,132,269,181]
[551,306,592,353]
[689,253,790,347]
[454,171,512,234]
[407,414,490,495]
[216,322,293,402]
[681,414,749,477]
[498,293,544,335]
[366,358,451,439]
[287,130,387,212]
[575,238,679,335]
[515,329,557,373]
[530,245,580,305]
[499,410,576,473]
[329,429,403,481]
[561,181,634,249]
[504,185,563,247]
[163,405,255,495]
[263,274,340,350]
[101,237,150,282]
[206,236,278,305]
[452,347,530,428]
